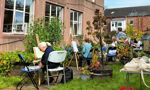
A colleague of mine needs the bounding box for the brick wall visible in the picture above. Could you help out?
[106,16,150,33]
[0,0,104,52]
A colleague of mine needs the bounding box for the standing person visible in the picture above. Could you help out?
[33,42,60,84]
[116,27,127,42]
[78,38,92,69]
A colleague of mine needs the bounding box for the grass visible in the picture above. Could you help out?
[51,62,150,90]
[1,62,150,90]
[0,75,22,90]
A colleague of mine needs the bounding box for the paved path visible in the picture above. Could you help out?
[4,67,81,90]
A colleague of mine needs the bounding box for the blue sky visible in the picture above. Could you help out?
[104,0,150,9]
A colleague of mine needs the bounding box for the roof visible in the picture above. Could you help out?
[104,5,150,18]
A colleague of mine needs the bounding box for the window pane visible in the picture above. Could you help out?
[57,7,63,19]
[78,12,82,23]
[70,21,73,34]
[45,3,50,16]
[51,5,56,17]
[70,10,73,20]
[112,22,114,26]
[15,12,23,23]
[118,22,122,26]
[25,13,29,23]
[74,11,77,21]
[15,12,23,32]
[25,0,34,13]
[78,23,82,35]
[5,0,14,9]
[115,22,117,27]
[3,10,13,32]
[74,22,77,35]
[130,19,133,24]
[16,0,24,11]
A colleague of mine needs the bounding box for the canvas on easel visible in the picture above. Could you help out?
[33,47,44,59]
[72,41,78,52]
[67,35,79,70]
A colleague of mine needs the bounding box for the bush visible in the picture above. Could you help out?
[24,17,64,53]
[0,51,36,76]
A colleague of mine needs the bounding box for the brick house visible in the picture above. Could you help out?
[0,0,104,52]
[104,5,150,33]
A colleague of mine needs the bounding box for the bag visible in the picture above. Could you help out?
[139,58,150,88]
[124,58,140,70]
[60,67,73,83]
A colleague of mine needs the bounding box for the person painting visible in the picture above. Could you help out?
[133,38,143,51]
[78,38,92,69]
[33,42,60,84]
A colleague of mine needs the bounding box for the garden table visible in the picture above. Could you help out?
[120,69,150,90]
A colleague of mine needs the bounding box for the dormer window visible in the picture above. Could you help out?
[111,11,115,14]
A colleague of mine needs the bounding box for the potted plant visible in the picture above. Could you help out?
[80,66,91,81]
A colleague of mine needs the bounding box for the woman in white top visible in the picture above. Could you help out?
[109,36,117,47]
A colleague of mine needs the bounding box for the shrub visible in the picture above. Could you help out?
[24,17,64,53]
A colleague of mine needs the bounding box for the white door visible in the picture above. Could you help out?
[111,21,118,31]
[110,19,126,31]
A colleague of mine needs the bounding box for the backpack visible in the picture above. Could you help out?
[60,67,73,83]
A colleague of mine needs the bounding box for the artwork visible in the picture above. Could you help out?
[71,41,78,52]
[33,47,44,58]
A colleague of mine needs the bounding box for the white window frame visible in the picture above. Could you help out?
[45,3,63,23]
[3,0,35,34]
[70,10,82,36]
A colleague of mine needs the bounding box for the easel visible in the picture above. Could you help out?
[35,34,41,86]
[67,35,79,71]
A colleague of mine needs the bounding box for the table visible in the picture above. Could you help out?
[120,69,150,90]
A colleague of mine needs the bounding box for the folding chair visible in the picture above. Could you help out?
[16,54,40,90]
[106,47,117,63]
[46,51,67,89]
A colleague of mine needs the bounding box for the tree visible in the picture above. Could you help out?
[86,9,106,68]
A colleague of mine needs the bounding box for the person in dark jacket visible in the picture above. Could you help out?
[33,42,60,84]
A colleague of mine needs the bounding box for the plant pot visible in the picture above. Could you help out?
[80,74,91,81]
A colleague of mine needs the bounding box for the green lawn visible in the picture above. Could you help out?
[51,63,150,90]
[1,63,150,90]
[0,75,22,90]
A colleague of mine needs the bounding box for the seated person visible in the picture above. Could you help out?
[33,42,60,84]
[108,36,117,47]
[133,38,142,51]
[131,39,138,48]
[79,38,92,69]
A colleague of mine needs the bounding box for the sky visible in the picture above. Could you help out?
[104,0,150,9]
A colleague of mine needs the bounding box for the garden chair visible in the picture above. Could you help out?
[16,54,40,90]
[46,51,67,89]
[106,47,118,63]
